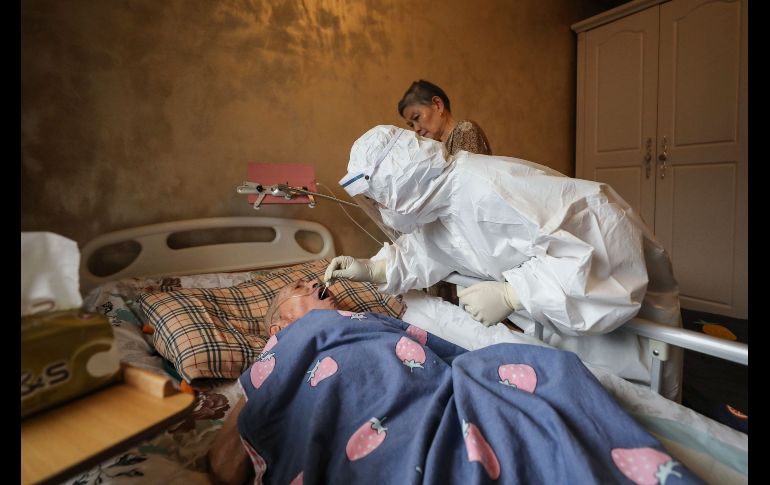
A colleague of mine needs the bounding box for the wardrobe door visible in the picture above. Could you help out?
[654,0,748,317]
[581,6,659,227]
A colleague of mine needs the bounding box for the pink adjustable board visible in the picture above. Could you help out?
[246,163,317,205]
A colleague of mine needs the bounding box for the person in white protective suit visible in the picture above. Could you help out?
[325,125,683,401]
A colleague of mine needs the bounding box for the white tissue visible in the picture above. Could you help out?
[21,232,83,316]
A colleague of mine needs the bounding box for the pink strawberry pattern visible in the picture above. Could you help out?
[462,419,501,480]
[346,417,388,461]
[497,364,537,393]
[288,471,303,485]
[240,437,267,480]
[395,336,426,372]
[250,350,276,389]
[611,447,682,485]
[406,325,428,345]
[263,334,278,353]
[307,356,339,387]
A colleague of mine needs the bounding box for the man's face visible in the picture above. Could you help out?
[269,278,338,334]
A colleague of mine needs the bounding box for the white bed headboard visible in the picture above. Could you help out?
[80,217,335,292]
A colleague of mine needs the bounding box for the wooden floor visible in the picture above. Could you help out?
[680,309,748,434]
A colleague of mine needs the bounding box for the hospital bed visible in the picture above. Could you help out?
[67,217,746,484]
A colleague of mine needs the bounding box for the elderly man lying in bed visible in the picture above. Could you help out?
[209,278,704,485]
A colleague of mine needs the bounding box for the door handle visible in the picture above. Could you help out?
[658,136,668,179]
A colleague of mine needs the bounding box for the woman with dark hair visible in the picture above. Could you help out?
[397,80,494,302]
[398,79,491,155]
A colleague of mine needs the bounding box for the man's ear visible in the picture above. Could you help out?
[270,314,291,333]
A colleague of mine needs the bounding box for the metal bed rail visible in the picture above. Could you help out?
[443,272,748,395]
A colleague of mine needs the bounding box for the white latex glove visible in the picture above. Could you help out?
[457,282,523,327]
[324,256,387,285]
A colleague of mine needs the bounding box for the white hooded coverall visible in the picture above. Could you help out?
[340,125,683,400]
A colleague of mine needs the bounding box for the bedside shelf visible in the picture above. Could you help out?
[21,374,195,485]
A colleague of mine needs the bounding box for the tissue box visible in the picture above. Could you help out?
[21,310,121,418]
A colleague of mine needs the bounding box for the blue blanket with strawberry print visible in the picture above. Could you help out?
[237,309,704,485]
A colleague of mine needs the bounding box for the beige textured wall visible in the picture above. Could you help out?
[22,0,613,259]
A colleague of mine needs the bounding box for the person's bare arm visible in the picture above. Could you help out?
[208,396,252,485]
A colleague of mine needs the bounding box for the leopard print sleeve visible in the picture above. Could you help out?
[445,120,492,155]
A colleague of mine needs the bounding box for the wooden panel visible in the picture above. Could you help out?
[666,163,735,306]
[657,0,747,317]
[595,31,645,151]
[576,33,586,179]
[658,0,743,161]
[670,1,741,146]
[582,6,658,226]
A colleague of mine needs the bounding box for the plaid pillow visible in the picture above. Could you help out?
[139,259,405,382]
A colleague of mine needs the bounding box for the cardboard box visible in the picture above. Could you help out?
[21,310,121,418]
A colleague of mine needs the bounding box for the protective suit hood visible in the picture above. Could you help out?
[340,125,452,233]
